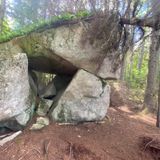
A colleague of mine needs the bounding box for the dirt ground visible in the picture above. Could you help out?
[0,103,160,160]
[0,82,160,160]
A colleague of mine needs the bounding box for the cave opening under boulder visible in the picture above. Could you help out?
[29,70,74,117]
[28,55,79,117]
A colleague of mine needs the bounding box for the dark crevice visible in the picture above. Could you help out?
[28,56,78,76]
[29,68,77,118]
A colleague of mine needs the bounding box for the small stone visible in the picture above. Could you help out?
[30,123,45,130]
[30,117,49,130]
[37,117,49,126]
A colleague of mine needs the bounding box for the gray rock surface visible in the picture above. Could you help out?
[51,69,110,122]
[0,42,31,121]
[17,21,121,79]
[36,99,53,116]
[15,104,35,126]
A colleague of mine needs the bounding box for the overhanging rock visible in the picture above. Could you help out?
[51,69,110,122]
[15,20,121,79]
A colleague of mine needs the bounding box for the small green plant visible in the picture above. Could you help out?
[76,10,90,18]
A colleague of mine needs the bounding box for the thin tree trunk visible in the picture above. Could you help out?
[120,54,127,80]
[137,41,145,71]
[144,30,160,112]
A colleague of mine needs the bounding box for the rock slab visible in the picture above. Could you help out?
[0,42,31,122]
[18,22,121,79]
[51,69,110,122]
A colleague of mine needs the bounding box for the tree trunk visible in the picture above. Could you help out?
[144,30,160,112]
[156,74,160,127]
[120,54,127,80]
[156,50,160,127]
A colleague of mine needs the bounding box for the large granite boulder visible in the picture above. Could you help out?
[15,19,121,79]
[0,42,33,129]
[51,69,110,122]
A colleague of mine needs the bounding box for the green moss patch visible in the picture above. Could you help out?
[0,11,91,43]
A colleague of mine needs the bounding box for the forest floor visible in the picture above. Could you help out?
[0,83,160,160]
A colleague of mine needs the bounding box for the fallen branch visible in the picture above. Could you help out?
[0,131,22,146]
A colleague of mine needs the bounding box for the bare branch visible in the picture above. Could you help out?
[120,15,160,29]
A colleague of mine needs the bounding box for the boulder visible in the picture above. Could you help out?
[51,69,110,122]
[0,42,33,127]
[0,119,23,134]
[15,105,35,126]
[15,20,121,79]
[36,99,53,116]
